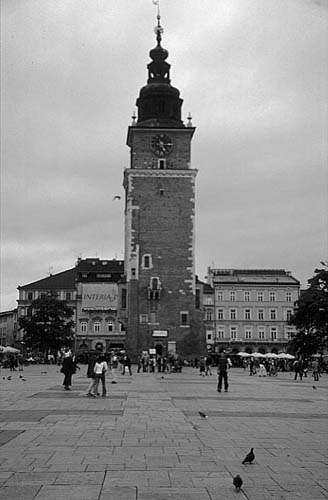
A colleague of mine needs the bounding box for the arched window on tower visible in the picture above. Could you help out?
[148,277,162,300]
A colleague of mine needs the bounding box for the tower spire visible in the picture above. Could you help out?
[153,1,163,46]
[134,1,184,128]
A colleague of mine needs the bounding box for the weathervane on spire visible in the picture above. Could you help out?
[152,0,163,45]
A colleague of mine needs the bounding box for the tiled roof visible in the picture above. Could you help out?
[18,259,126,291]
[18,268,77,290]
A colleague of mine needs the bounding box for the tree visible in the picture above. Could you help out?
[288,263,328,356]
[19,291,74,356]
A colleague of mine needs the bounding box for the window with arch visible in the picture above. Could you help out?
[81,321,87,333]
[107,321,114,332]
[151,277,159,290]
[93,321,101,333]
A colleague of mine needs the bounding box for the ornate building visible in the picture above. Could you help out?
[124,14,204,359]
[203,268,300,354]
[16,258,126,353]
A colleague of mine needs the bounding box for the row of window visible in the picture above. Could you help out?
[25,291,73,301]
[207,326,294,341]
[206,308,293,322]
[140,311,189,326]
[80,320,123,333]
[204,291,294,304]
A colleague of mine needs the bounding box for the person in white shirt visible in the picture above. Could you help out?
[94,354,108,397]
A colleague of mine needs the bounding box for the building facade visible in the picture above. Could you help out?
[124,15,204,359]
[204,268,300,354]
[0,309,18,347]
[16,258,126,353]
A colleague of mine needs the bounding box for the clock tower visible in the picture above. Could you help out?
[124,14,204,360]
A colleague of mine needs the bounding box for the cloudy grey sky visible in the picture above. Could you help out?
[1,0,327,311]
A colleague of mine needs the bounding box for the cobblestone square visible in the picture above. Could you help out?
[0,365,327,499]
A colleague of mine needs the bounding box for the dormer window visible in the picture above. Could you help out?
[158,159,166,169]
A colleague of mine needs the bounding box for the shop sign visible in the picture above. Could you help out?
[152,330,168,337]
[82,283,118,311]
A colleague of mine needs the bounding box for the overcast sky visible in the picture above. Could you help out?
[1,0,327,311]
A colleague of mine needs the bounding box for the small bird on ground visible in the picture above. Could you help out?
[19,375,23,378]
[313,385,317,389]
[7,376,12,380]
[41,371,47,374]
[111,380,117,384]
[161,376,164,379]
[113,195,121,200]
[198,411,208,419]
[242,448,255,464]
[233,474,243,491]
[21,378,27,381]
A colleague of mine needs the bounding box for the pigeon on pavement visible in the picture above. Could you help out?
[7,376,12,380]
[198,411,208,419]
[233,474,243,491]
[242,448,255,464]
[313,386,317,389]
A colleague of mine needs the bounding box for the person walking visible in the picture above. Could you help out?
[258,362,267,377]
[61,353,79,391]
[249,357,255,376]
[205,355,212,376]
[86,354,97,397]
[122,354,132,375]
[312,359,320,382]
[217,350,231,392]
[94,354,108,397]
[293,359,303,381]
[199,357,206,376]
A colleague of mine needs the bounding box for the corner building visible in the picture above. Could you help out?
[124,17,204,359]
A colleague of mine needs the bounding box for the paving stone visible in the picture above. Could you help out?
[0,485,41,500]
[33,484,101,500]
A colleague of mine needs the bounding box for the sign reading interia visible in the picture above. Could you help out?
[81,284,118,311]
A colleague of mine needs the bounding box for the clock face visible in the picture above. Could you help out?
[150,134,173,157]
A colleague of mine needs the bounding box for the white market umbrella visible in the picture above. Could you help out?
[0,346,20,354]
[285,354,295,359]
[237,352,250,357]
[252,352,264,358]
[264,352,278,358]
[277,353,288,359]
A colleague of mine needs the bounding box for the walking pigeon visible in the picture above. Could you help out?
[198,411,208,419]
[242,448,255,464]
[233,475,243,491]
[313,386,317,389]
[113,195,121,200]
